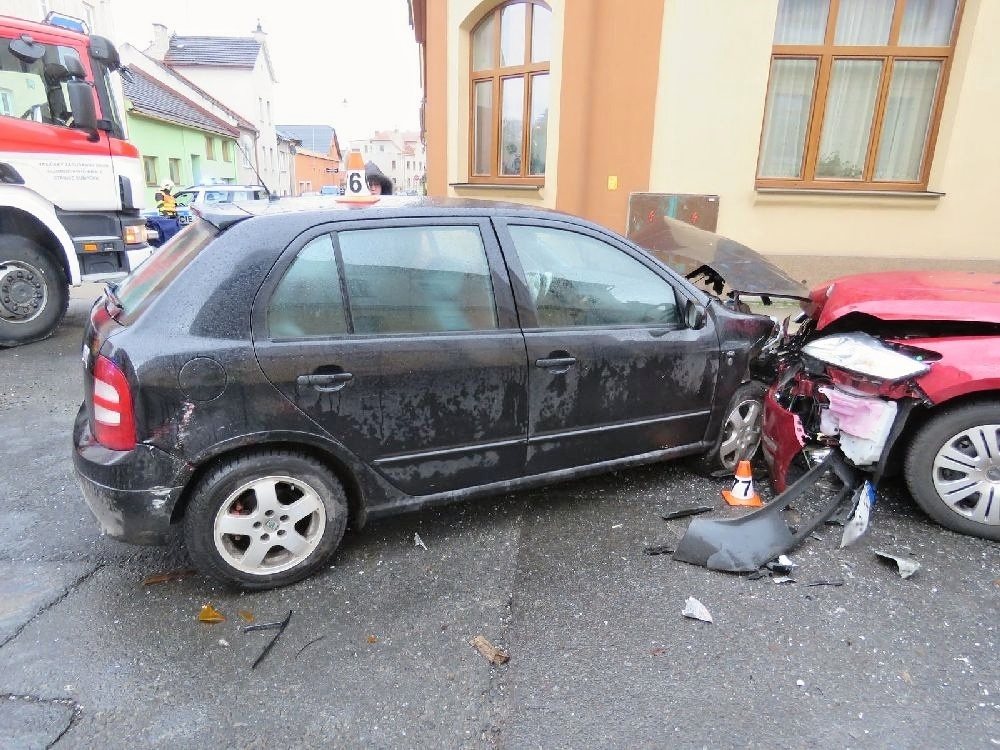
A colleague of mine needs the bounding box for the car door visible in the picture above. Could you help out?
[493,218,720,476]
[252,218,528,496]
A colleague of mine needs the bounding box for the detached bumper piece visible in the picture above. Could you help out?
[672,450,862,572]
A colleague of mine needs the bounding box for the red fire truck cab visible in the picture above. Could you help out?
[0,14,151,346]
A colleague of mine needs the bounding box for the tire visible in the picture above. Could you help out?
[694,380,766,475]
[184,449,349,590]
[0,235,69,347]
[904,402,1000,542]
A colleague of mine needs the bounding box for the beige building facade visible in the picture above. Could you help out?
[411,0,999,285]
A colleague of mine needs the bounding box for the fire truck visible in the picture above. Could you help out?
[0,14,151,346]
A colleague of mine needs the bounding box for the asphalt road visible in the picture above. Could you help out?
[0,285,997,749]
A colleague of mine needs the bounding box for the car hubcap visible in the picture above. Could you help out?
[213,475,327,575]
[931,424,1000,526]
[719,398,763,470]
[0,262,46,322]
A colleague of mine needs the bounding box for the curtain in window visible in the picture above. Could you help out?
[900,0,958,45]
[875,60,941,180]
[834,0,894,45]
[816,59,882,179]
[773,0,829,44]
[758,59,817,179]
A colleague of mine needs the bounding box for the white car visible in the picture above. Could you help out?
[172,184,268,224]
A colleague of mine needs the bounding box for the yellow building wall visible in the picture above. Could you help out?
[651,0,1000,283]
[430,0,998,284]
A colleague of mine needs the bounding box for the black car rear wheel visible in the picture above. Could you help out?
[693,380,766,475]
[904,403,1000,541]
[184,449,349,589]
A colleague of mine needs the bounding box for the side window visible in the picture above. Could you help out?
[173,191,193,207]
[267,234,348,338]
[338,225,498,334]
[508,225,680,328]
[0,43,80,127]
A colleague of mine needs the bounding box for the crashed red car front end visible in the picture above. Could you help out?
[762,271,1000,542]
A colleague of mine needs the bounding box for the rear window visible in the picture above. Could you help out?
[111,220,217,321]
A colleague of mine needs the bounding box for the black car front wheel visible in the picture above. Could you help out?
[694,380,766,476]
[904,403,1000,542]
[184,449,349,589]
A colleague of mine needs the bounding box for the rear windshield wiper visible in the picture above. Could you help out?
[104,281,124,318]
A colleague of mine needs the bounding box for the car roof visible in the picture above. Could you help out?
[196,195,591,231]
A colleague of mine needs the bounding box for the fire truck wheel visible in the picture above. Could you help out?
[0,235,69,347]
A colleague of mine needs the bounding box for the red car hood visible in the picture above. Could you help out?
[809,271,1000,330]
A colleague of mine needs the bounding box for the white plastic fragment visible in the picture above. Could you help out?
[682,596,713,623]
[841,480,875,548]
[414,532,428,550]
[874,550,920,578]
[218,639,230,647]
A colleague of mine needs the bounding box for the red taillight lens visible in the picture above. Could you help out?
[92,355,136,450]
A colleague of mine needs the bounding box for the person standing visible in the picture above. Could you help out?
[365,162,394,195]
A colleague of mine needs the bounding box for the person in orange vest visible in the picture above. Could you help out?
[156,181,177,217]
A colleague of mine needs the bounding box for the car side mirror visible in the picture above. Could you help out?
[685,299,707,330]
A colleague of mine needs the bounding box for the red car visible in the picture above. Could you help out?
[763,271,1000,542]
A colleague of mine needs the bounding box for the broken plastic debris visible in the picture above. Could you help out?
[874,550,920,579]
[766,555,797,573]
[470,635,510,665]
[661,505,714,521]
[238,610,255,623]
[840,480,875,548]
[197,604,225,623]
[681,597,713,623]
[643,543,675,556]
[805,579,845,587]
[251,610,292,670]
[414,532,428,550]
[143,569,197,585]
[218,639,230,647]
[673,451,862,572]
[771,576,795,585]
[366,634,378,644]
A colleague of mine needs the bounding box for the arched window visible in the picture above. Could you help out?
[469,1,551,184]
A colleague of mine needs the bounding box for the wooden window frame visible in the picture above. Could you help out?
[468,0,551,186]
[756,0,964,192]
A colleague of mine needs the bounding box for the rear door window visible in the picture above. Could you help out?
[338,225,499,334]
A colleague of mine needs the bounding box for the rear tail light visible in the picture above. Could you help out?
[92,355,136,450]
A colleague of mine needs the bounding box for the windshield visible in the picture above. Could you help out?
[112,220,217,321]
[92,59,125,140]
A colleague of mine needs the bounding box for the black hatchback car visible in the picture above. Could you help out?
[73,196,778,589]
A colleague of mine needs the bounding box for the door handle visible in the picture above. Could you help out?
[296,372,353,392]
[535,356,577,372]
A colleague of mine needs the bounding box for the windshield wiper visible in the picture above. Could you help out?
[104,281,124,317]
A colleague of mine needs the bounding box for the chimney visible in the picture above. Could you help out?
[147,23,172,60]
[253,20,267,43]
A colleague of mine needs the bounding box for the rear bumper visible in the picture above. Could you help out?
[72,405,188,545]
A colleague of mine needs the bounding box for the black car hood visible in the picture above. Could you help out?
[629,216,809,300]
